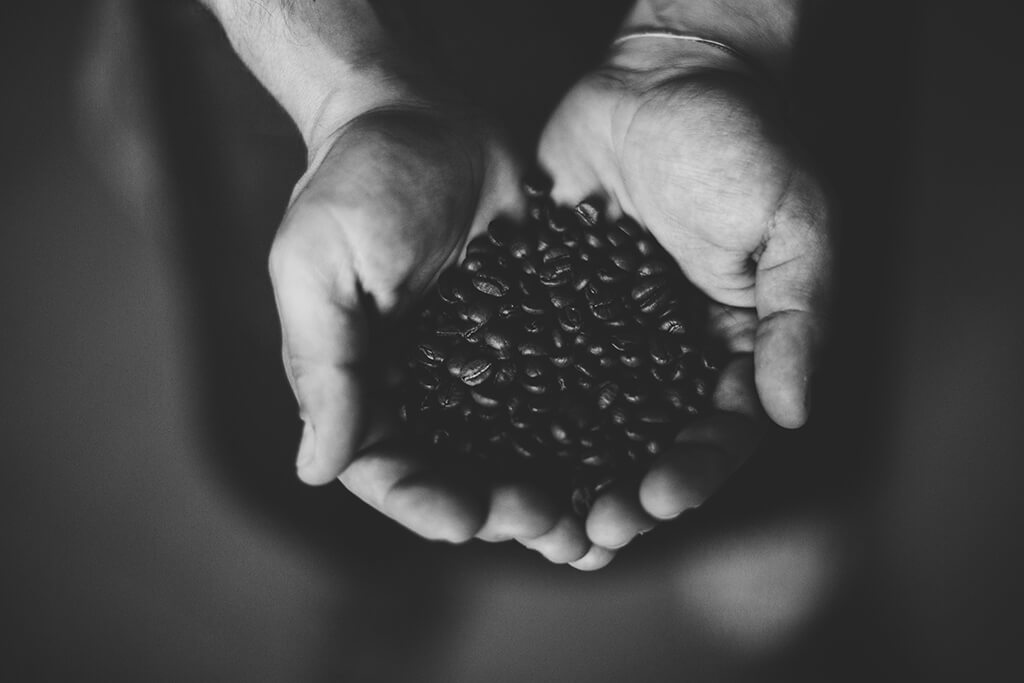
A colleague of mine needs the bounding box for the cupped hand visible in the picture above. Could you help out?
[271,102,591,551]
[537,38,831,560]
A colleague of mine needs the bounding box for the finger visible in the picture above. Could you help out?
[755,168,831,428]
[569,545,618,572]
[270,219,367,485]
[518,514,590,564]
[585,482,656,550]
[475,482,560,542]
[640,356,762,519]
[339,445,488,544]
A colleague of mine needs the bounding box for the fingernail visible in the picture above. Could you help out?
[295,420,316,469]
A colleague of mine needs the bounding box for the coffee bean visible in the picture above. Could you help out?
[521,293,548,316]
[609,248,639,272]
[616,218,643,240]
[637,406,673,425]
[483,328,514,359]
[649,335,677,365]
[591,300,626,322]
[471,387,503,409]
[487,218,517,247]
[459,358,494,386]
[463,299,496,325]
[523,168,552,197]
[401,173,720,519]
[550,418,576,445]
[522,317,547,335]
[416,341,446,367]
[631,275,672,315]
[437,382,467,409]
[472,272,512,297]
[526,396,555,414]
[521,358,549,380]
[596,381,620,410]
[658,316,688,335]
[548,286,576,309]
[550,352,573,368]
[518,339,549,357]
[636,238,657,256]
[438,269,466,304]
[637,259,671,278]
[606,227,630,248]
[462,254,492,273]
[620,352,644,369]
[557,306,584,333]
[573,200,600,227]
[583,231,607,251]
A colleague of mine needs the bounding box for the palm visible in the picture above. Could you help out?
[537,62,829,548]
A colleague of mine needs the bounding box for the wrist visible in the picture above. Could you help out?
[618,0,801,81]
[204,0,433,149]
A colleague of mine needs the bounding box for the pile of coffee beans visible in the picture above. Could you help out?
[399,174,721,516]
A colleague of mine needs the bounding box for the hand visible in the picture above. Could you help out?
[537,37,831,560]
[271,99,603,560]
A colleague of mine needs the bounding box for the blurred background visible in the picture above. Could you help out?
[2,1,1022,681]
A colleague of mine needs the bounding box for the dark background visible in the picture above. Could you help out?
[2,1,1022,681]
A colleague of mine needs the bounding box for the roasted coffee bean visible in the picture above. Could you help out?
[651,364,676,383]
[538,261,572,287]
[637,259,671,278]
[596,382,620,410]
[616,218,643,240]
[466,233,495,254]
[521,358,549,380]
[437,382,467,409]
[483,328,514,359]
[631,275,673,315]
[462,254,492,273]
[472,272,512,297]
[459,358,494,386]
[649,334,677,365]
[606,227,630,248]
[513,434,545,459]
[573,200,600,227]
[522,168,552,197]
[508,238,534,260]
[609,248,639,272]
[488,218,517,247]
[470,386,502,409]
[542,245,572,263]
[591,300,626,322]
[610,330,644,353]
[550,352,573,368]
[526,396,555,414]
[399,173,720,520]
[463,299,496,325]
[522,317,547,335]
[635,238,657,256]
[416,369,442,391]
[596,266,628,285]
[521,293,548,316]
[637,406,673,425]
[438,269,466,304]
[658,316,688,335]
[416,341,446,367]
[583,231,607,251]
[557,306,584,333]
[548,286,576,309]
[620,352,644,369]
[518,339,549,357]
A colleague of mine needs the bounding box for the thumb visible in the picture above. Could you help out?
[754,168,831,428]
[269,215,369,485]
